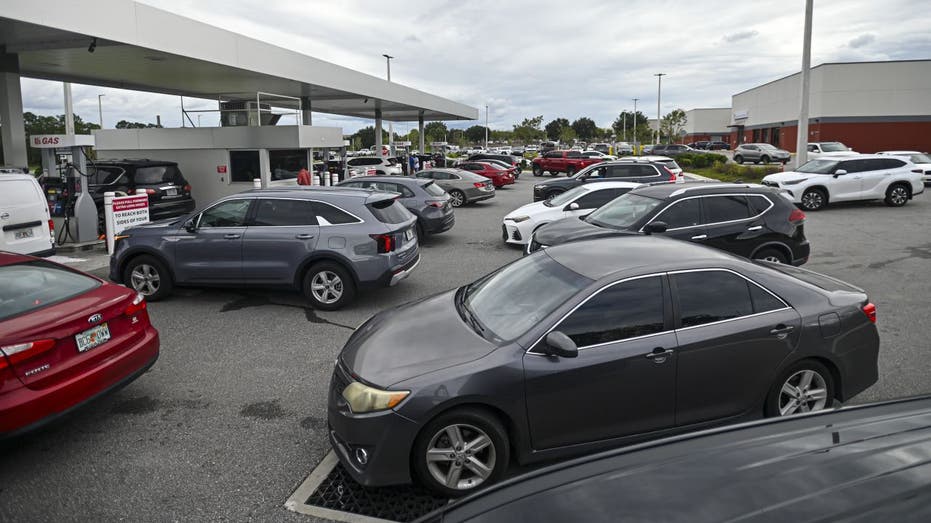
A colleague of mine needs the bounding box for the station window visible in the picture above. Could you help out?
[269,149,307,181]
[230,150,260,183]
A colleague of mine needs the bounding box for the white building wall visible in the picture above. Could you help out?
[683,108,732,134]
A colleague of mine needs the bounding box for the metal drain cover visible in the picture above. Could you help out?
[286,452,450,522]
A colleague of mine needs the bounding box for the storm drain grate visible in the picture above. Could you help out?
[286,452,450,523]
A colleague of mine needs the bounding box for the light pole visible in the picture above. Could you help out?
[97,94,105,129]
[383,54,394,156]
[484,105,489,149]
[633,98,639,155]
[795,0,814,167]
[654,73,665,144]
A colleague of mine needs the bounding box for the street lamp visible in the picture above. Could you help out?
[654,73,665,144]
[383,54,394,156]
[796,0,814,167]
[633,98,639,155]
[484,105,489,149]
[97,94,105,129]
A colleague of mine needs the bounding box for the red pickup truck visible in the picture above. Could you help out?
[531,150,604,176]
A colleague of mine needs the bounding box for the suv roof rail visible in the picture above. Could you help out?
[668,182,763,197]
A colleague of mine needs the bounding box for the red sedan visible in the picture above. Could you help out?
[0,252,159,438]
[457,161,516,188]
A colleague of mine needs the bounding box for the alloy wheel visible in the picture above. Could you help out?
[130,264,160,296]
[889,186,908,205]
[310,270,343,304]
[425,423,496,491]
[450,191,465,207]
[778,369,828,416]
[801,191,824,210]
[761,255,782,263]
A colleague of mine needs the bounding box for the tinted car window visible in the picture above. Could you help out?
[575,188,625,209]
[586,193,663,230]
[313,201,360,225]
[837,159,871,173]
[704,195,750,223]
[199,199,251,227]
[567,151,582,159]
[135,165,175,184]
[656,198,701,229]
[749,283,786,313]
[635,165,659,177]
[556,277,665,347]
[584,166,606,179]
[252,199,317,226]
[674,271,754,328]
[423,182,446,197]
[415,171,435,179]
[606,165,635,178]
[0,261,100,321]
[875,158,905,169]
[87,166,124,185]
[367,199,410,224]
[747,194,773,215]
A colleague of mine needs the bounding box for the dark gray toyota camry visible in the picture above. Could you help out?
[327,235,879,497]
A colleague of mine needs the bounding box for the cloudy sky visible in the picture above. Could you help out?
[19,0,931,134]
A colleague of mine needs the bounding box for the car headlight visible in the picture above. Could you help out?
[507,215,531,222]
[782,178,809,185]
[535,184,548,190]
[342,382,410,413]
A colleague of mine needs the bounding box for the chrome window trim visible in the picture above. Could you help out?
[525,272,668,355]
[640,193,774,232]
[195,197,254,229]
[247,196,365,227]
[669,267,791,331]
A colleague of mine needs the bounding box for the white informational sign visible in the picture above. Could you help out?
[29,134,96,148]
[105,190,150,254]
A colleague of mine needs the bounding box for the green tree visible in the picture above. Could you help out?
[464,125,488,143]
[570,117,597,141]
[512,115,545,143]
[544,118,570,141]
[424,121,449,143]
[115,120,163,129]
[660,109,688,143]
[611,111,649,140]
[21,112,100,166]
[352,126,391,149]
[558,126,576,144]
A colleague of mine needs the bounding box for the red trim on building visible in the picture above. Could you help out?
[730,121,931,153]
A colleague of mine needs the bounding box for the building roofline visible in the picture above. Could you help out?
[732,59,931,98]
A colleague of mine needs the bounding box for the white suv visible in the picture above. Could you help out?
[762,154,924,211]
[0,174,55,256]
[346,156,403,175]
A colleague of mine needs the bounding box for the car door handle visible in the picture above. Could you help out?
[296,234,315,240]
[747,225,763,231]
[224,233,241,240]
[770,325,795,339]
[645,347,674,363]
[691,234,707,240]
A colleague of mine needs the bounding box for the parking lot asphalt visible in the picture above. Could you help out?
[1,176,929,522]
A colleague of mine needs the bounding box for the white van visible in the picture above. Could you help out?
[0,174,55,256]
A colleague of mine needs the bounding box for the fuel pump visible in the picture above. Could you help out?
[30,134,99,244]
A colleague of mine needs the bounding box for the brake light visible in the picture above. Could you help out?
[370,233,395,253]
[862,302,876,323]
[0,339,56,370]
[48,219,55,241]
[367,169,377,176]
[788,208,806,223]
[183,184,192,192]
[663,166,676,181]
[426,200,445,208]
[473,182,485,188]
[125,293,147,316]
[145,188,156,195]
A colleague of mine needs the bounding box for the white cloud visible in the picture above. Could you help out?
[18,0,931,134]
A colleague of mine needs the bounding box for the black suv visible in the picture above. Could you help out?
[529,182,810,265]
[87,159,196,227]
[532,160,677,201]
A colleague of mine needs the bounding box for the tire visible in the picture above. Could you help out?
[734,155,743,164]
[123,254,174,301]
[752,247,788,264]
[765,360,835,417]
[549,171,558,176]
[514,167,522,175]
[754,159,761,165]
[412,408,510,497]
[800,187,827,211]
[761,155,770,164]
[417,220,426,240]
[532,164,543,177]
[302,261,356,310]
[566,166,576,177]
[449,190,466,208]
[884,183,910,207]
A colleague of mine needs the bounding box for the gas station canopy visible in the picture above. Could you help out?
[0,0,478,122]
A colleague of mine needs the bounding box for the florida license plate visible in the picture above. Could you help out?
[165,187,178,196]
[404,228,414,241]
[14,229,34,240]
[76,323,110,353]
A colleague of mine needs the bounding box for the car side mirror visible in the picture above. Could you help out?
[565,202,580,211]
[544,331,578,358]
[184,219,197,233]
[644,221,668,234]
[834,169,847,177]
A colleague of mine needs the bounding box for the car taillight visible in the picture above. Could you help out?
[367,169,377,176]
[48,219,55,240]
[145,188,156,195]
[370,233,395,253]
[663,166,676,181]
[473,182,485,188]
[183,184,192,192]
[0,339,56,370]
[862,302,876,323]
[125,293,147,316]
[788,208,806,223]
[426,200,445,208]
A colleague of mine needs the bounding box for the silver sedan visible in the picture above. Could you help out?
[415,168,496,207]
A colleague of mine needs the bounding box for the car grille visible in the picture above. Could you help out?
[512,228,522,241]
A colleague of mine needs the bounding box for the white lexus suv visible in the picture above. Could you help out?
[762,154,924,211]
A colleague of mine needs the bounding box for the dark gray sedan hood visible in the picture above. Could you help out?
[534,216,637,247]
[340,290,497,387]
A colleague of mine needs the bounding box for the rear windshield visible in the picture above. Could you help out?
[134,165,181,184]
[820,142,848,152]
[760,263,862,293]
[423,182,446,197]
[0,261,100,321]
[366,199,411,224]
[86,166,125,185]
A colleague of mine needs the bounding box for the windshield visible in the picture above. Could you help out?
[546,185,590,207]
[820,142,849,152]
[585,193,663,230]
[908,154,931,164]
[460,254,591,341]
[758,144,778,151]
[423,182,446,197]
[796,159,840,174]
